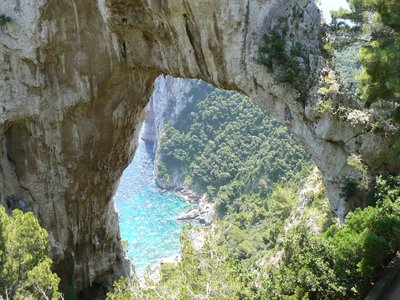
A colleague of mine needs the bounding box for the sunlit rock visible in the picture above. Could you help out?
[0,0,398,295]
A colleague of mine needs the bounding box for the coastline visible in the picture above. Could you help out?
[155,177,216,226]
[176,192,215,226]
[147,172,215,279]
[175,187,215,226]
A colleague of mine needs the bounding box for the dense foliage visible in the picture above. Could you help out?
[262,174,400,299]
[217,170,331,271]
[333,43,361,95]
[331,0,400,120]
[107,226,245,300]
[157,89,311,197]
[0,207,61,300]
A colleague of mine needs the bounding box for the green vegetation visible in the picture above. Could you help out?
[109,172,400,299]
[257,16,310,98]
[331,0,400,120]
[333,43,361,95]
[262,174,400,299]
[0,14,11,27]
[0,207,61,299]
[107,226,245,300]
[157,89,311,197]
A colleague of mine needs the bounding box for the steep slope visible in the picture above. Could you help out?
[142,76,212,152]
[155,89,311,196]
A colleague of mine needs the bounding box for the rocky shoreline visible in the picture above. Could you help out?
[175,187,201,203]
[160,185,215,226]
[155,177,216,226]
[176,189,215,226]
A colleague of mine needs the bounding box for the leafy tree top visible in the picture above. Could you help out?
[331,0,400,120]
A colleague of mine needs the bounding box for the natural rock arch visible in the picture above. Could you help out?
[0,0,397,295]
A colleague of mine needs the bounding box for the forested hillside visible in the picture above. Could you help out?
[110,86,400,297]
[156,89,311,197]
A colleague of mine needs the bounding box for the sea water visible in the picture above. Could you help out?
[113,136,189,274]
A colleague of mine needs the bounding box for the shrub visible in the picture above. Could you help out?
[0,207,61,299]
[262,174,400,299]
[0,14,11,27]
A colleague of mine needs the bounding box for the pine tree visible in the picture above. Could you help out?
[332,0,400,120]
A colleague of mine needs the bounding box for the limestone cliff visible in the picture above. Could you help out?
[0,0,399,296]
[142,75,212,190]
[143,75,212,152]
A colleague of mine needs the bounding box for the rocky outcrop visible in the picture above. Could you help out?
[284,167,332,234]
[177,195,215,226]
[0,0,399,295]
[143,75,212,152]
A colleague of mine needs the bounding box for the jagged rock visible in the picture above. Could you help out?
[198,196,216,226]
[0,0,398,295]
[177,187,201,203]
[177,209,200,222]
[177,195,215,225]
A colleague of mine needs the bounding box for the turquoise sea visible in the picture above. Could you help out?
[113,135,189,274]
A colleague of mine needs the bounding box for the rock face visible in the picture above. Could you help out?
[0,0,398,296]
[142,75,211,152]
[143,75,212,190]
[0,0,154,294]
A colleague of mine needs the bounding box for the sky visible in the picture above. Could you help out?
[320,0,349,23]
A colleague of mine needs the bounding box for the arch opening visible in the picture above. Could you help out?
[113,74,325,277]
[0,0,398,296]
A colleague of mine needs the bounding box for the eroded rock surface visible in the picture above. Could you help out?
[0,0,398,295]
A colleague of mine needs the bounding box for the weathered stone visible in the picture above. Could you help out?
[0,0,398,295]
